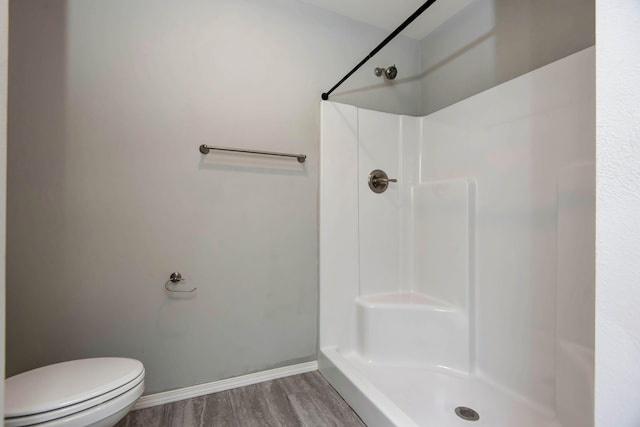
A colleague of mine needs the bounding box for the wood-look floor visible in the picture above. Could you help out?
[116,371,366,427]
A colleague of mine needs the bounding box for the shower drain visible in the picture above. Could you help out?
[455,406,480,422]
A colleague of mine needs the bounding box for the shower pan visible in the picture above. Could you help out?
[319,47,595,427]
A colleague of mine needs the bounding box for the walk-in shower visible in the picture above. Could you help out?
[319,46,595,426]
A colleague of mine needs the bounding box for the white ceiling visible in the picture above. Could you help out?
[298,0,474,40]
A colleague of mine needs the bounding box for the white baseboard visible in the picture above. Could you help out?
[132,361,319,410]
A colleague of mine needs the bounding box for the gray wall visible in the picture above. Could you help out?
[6,0,420,393]
[418,0,595,114]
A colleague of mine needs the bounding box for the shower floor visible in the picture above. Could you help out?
[320,347,562,427]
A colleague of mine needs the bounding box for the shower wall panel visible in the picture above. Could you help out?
[410,180,473,308]
[358,109,402,296]
[319,102,359,353]
[419,46,594,411]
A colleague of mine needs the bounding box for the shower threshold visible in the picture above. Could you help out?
[319,347,562,427]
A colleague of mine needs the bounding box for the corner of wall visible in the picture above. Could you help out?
[0,0,8,417]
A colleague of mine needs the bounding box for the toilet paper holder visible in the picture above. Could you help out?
[165,272,197,293]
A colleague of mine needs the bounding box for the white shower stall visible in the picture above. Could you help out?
[319,47,594,427]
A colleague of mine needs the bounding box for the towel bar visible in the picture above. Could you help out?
[199,144,306,163]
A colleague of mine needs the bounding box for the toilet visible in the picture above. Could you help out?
[5,358,145,427]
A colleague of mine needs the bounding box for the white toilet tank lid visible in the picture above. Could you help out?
[5,357,144,418]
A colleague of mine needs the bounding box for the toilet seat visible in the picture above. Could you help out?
[5,358,144,427]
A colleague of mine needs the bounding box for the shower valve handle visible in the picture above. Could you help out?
[374,177,397,184]
[368,169,397,194]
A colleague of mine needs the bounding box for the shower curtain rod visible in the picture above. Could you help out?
[321,0,438,101]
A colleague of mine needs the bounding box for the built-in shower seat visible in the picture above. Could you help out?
[355,292,470,373]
